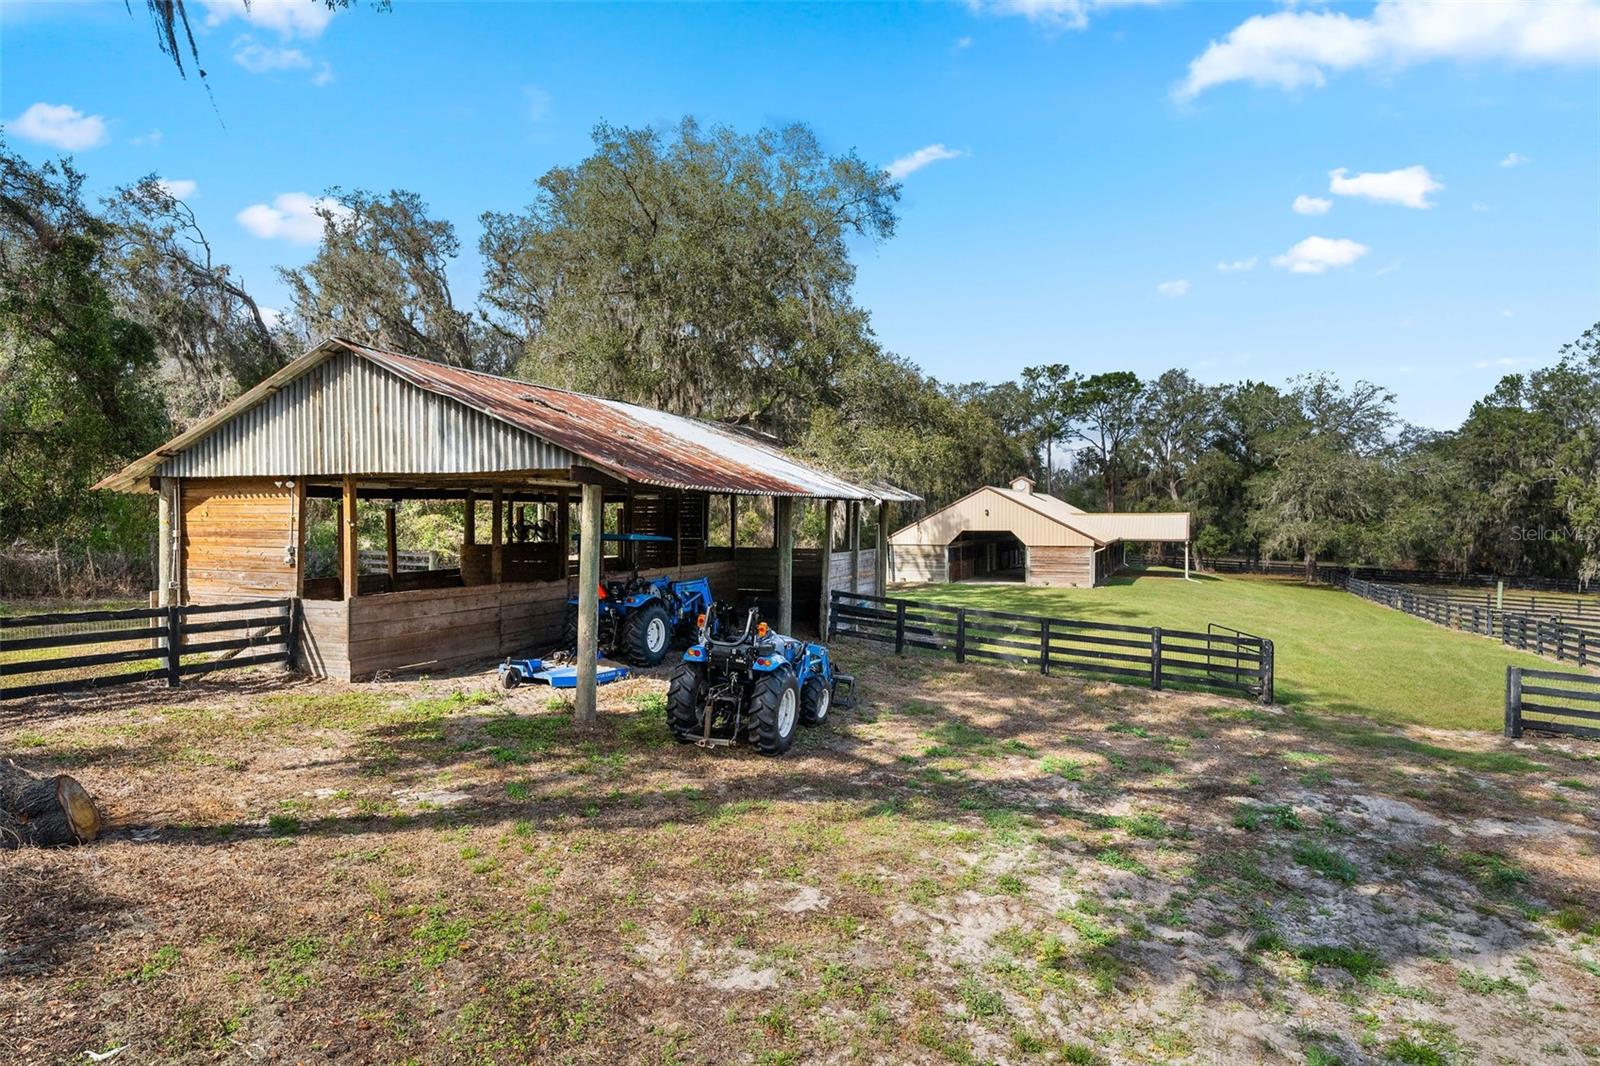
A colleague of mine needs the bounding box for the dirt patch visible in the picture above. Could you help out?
[3,642,1599,1064]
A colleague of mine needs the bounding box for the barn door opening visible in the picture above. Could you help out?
[948,531,1026,583]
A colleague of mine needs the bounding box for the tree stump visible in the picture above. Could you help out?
[0,760,103,848]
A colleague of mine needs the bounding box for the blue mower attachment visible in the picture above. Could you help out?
[499,653,629,690]
[667,606,853,755]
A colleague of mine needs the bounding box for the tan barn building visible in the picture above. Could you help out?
[888,476,1190,588]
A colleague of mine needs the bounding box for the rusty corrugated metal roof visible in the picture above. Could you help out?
[96,337,919,502]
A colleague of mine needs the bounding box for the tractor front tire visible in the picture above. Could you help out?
[666,662,706,743]
[800,675,831,727]
[561,604,580,652]
[750,667,800,756]
[623,603,673,666]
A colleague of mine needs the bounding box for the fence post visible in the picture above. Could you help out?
[286,598,303,672]
[955,608,967,664]
[1150,627,1162,691]
[1258,639,1274,704]
[1504,666,1522,738]
[165,603,182,688]
[1040,619,1051,676]
[894,601,906,656]
[828,591,839,640]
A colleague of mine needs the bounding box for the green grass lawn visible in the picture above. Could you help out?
[893,568,1578,731]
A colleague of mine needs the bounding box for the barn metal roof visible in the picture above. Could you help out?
[96,337,919,503]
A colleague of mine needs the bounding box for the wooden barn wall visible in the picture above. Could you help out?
[307,560,740,679]
[181,478,298,603]
[1027,546,1095,588]
[890,545,947,585]
[157,349,576,479]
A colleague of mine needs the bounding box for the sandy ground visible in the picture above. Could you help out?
[2,641,1598,1064]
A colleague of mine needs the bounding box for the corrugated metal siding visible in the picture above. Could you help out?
[158,351,577,478]
[889,488,1098,548]
[1070,512,1191,542]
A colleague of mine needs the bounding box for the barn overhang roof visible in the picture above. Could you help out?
[95,337,920,504]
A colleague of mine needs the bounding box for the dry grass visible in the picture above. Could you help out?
[3,642,1599,1064]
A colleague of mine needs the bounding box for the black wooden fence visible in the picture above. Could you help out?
[1343,577,1595,667]
[1,599,299,702]
[828,590,1274,703]
[1129,552,1589,593]
[1505,666,1600,740]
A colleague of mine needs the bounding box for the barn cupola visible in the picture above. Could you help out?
[1009,475,1037,494]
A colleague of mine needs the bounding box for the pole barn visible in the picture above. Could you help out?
[96,338,917,716]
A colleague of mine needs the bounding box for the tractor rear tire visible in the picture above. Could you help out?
[750,667,800,756]
[666,662,706,743]
[800,675,831,727]
[623,603,673,666]
[561,604,579,651]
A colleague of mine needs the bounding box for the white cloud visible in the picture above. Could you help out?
[1329,165,1441,208]
[313,62,334,87]
[1473,355,1539,369]
[1472,201,1490,212]
[1157,279,1191,297]
[157,178,198,200]
[955,35,974,49]
[966,0,1167,32]
[885,144,964,179]
[260,307,283,329]
[1271,236,1370,274]
[1176,0,1600,100]
[1499,151,1530,167]
[237,192,347,244]
[1216,256,1258,272]
[1292,194,1332,215]
[8,102,108,150]
[202,0,334,39]
[524,86,553,121]
[233,39,311,73]
[130,128,163,147]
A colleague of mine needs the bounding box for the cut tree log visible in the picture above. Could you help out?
[0,759,103,848]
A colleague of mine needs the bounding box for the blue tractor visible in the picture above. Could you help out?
[667,606,850,755]
[562,545,715,667]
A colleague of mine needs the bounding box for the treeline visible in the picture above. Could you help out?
[2,120,1595,592]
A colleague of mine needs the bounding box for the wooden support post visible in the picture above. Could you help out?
[848,501,861,593]
[156,478,173,607]
[490,489,504,584]
[1184,542,1191,581]
[875,501,890,597]
[894,600,906,655]
[775,496,794,634]
[1504,665,1522,738]
[293,480,307,599]
[955,607,967,663]
[557,489,571,581]
[1041,619,1051,676]
[341,475,359,600]
[165,602,182,688]
[464,490,476,547]
[729,494,738,550]
[385,504,398,583]
[1150,627,1163,690]
[575,483,603,727]
[820,499,837,637]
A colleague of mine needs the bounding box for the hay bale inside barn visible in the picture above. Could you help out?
[888,476,1189,588]
[96,337,916,683]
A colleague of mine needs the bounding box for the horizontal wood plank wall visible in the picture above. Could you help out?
[1028,546,1095,588]
[298,598,352,680]
[890,545,947,585]
[827,550,875,590]
[337,561,739,678]
[182,478,298,603]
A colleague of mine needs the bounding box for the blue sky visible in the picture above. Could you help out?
[3,0,1598,429]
